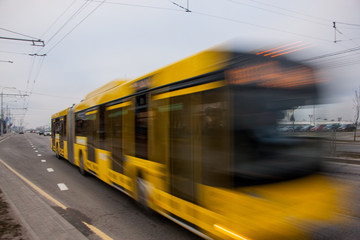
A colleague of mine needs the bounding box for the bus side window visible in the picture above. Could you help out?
[105,106,123,173]
[75,112,86,136]
[169,94,194,202]
[201,89,231,188]
[149,97,168,164]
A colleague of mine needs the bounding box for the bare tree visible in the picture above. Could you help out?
[353,86,360,141]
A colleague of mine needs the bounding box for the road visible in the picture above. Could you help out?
[0,133,201,240]
[0,133,360,239]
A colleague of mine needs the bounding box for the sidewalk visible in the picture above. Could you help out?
[0,134,87,240]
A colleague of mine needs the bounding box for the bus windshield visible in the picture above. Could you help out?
[232,86,322,187]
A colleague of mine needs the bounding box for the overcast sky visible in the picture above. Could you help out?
[0,0,359,128]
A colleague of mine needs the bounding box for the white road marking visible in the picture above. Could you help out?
[35,150,38,153]
[47,168,54,172]
[0,159,67,210]
[41,160,46,163]
[37,154,42,157]
[57,183,68,191]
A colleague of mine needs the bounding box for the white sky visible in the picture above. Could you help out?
[0,0,359,128]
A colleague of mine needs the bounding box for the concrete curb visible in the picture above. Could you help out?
[0,162,87,240]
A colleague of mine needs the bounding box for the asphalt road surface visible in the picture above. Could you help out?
[1,133,359,239]
[0,133,201,240]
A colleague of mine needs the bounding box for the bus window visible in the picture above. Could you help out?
[75,112,86,136]
[201,88,231,188]
[149,97,168,164]
[232,87,322,186]
[135,94,148,159]
[169,94,194,202]
[105,106,123,173]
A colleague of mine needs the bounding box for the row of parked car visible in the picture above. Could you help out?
[29,130,51,136]
[279,123,356,132]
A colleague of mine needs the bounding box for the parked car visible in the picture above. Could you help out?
[300,125,313,131]
[310,124,326,132]
[293,125,303,131]
[38,131,44,135]
[323,123,341,131]
[338,124,356,132]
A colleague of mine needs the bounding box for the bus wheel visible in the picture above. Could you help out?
[79,153,87,176]
[136,176,150,212]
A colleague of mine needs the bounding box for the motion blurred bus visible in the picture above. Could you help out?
[51,47,344,239]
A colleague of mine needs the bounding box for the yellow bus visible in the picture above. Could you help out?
[52,48,344,239]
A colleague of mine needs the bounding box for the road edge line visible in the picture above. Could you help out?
[0,158,67,210]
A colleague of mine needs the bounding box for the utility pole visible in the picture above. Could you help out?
[0,89,28,136]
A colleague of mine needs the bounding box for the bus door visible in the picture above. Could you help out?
[67,107,75,163]
[85,109,97,163]
[51,119,56,148]
[59,116,66,151]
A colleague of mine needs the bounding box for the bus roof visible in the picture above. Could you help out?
[73,49,231,112]
[51,108,69,119]
[71,47,316,113]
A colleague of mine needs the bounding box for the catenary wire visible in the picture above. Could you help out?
[0,27,40,40]
[225,0,329,27]
[44,0,106,55]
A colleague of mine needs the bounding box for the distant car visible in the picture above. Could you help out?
[300,125,313,131]
[338,124,356,132]
[310,124,326,132]
[323,123,341,131]
[44,131,51,136]
[39,131,44,135]
[293,125,303,131]
[278,126,293,132]
[19,131,24,134]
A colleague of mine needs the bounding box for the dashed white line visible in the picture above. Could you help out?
[57,183,68,191]
[37,154,42,157]
[47,168,54,172]
[41,160,46,163]
[35,150,38,153]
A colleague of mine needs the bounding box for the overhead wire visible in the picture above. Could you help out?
[43,0,107,55]
[244,0,331,23]
[90,0,184,12]
[336,22,360,27]
[191,11,330,42]
[94,0,333,44]
[321,58,360,69]
[39,0,79,39]
[0,27,41,40]
[225,0,329,27]
[0,50,29,55]
[44,0,92,45]
[301,46,360,61]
